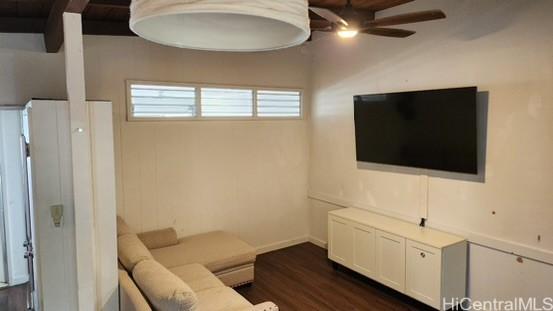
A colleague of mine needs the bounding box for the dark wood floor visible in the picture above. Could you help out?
[0,283,27,311]
[237,243,435,311]
[1,243,435,310]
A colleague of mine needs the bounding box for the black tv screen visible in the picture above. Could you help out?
[354,87,478,174]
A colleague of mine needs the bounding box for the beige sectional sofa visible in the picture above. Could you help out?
[117,217,277,311]
[144,230,256,287]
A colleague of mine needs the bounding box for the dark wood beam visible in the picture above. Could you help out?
[44,0,90,53]
[308,0,413,11]
[0,17,133,36]
[82,20,135,36]
[88,0,130,8]
[0,18,46,33]
[67,0,92,13]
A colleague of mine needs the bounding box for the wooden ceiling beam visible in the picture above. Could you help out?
[308,0,413,11]
[357,0,414,11]
[44,0,90,53]
[0,0,410,48]
[0,18,46,33]
[66,0,92,13]
[88,0,130,8]
[82,20,135,36]
[0,17,132,36]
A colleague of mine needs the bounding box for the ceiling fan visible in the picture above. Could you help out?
[309,0,446,39]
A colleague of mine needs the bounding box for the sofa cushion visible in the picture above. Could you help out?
[118,269,152,311]
[118,234,153,271]
[133,260,198,311]
[169,264,225,292]
[150,231,256,273]
[195,286,252,311]
[138,228,179,249]
[117,216,134,237]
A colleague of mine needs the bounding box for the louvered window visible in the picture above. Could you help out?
[127,81,302,120]
[129,83,196,119]
[257,90,302,118]
[201,88,253,117]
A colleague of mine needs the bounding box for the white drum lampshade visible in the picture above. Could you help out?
[130,0,311,52]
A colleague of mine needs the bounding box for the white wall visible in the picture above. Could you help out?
[1,32,312,252]
[469,244,553,308]
[0,34,66,106]
[309,0,553,302]
[83,36,312,250]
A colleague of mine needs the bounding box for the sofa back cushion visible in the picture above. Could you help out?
[138,228,179,249]
[119,269,152,311]
[117,216,134,237]
[133,260,198,311]
[118,234,153,271]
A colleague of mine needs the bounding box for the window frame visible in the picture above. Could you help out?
[126,80,303,122]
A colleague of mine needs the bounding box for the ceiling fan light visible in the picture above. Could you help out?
[130,0,311,52]
[337,29,359,39]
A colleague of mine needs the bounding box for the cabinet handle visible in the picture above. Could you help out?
[420,252,426,258]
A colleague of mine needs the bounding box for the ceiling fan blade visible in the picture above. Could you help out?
[365,10,446,27]
[309,7,349,26]
[311,19,332,28]
[361,28,416,38]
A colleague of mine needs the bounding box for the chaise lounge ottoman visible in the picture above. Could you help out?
[118,217,256,287]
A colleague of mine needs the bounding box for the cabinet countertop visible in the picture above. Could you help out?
[329,208,465,249]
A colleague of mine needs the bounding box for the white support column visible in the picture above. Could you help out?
[63,12,97,311]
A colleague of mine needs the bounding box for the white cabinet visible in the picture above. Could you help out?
[328,208,467,310]
[328,216,352,265]
[376,230,405,292]
[406,240,441,308]
[352,223,376,278]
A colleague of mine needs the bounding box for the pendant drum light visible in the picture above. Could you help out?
[130,0,311,52]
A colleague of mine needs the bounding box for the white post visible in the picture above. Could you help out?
[63,12,97,311]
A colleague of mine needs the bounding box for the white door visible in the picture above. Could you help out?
[328,216,352,265]
[352,223,376,278]
[0,110,30,287]
[406,240,442,309]
[376,230,405,292]
[21,109,39,311]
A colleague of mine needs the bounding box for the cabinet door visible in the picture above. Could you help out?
[328,216,352,265]
[352,224,376,278]
[406,240,442,309]
[376,230,405,292]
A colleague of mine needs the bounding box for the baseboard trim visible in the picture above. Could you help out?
[256,236,309,255]
[309,236,327,249]
[309,191,553,265]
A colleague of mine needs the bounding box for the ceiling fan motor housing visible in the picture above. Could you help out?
[340,0,361,28]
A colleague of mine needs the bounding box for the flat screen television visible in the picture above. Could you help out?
[354,87,478,174]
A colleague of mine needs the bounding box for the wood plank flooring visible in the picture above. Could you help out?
[0,283,27,310]
[1,243,435,310]
[237,242,435,311]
